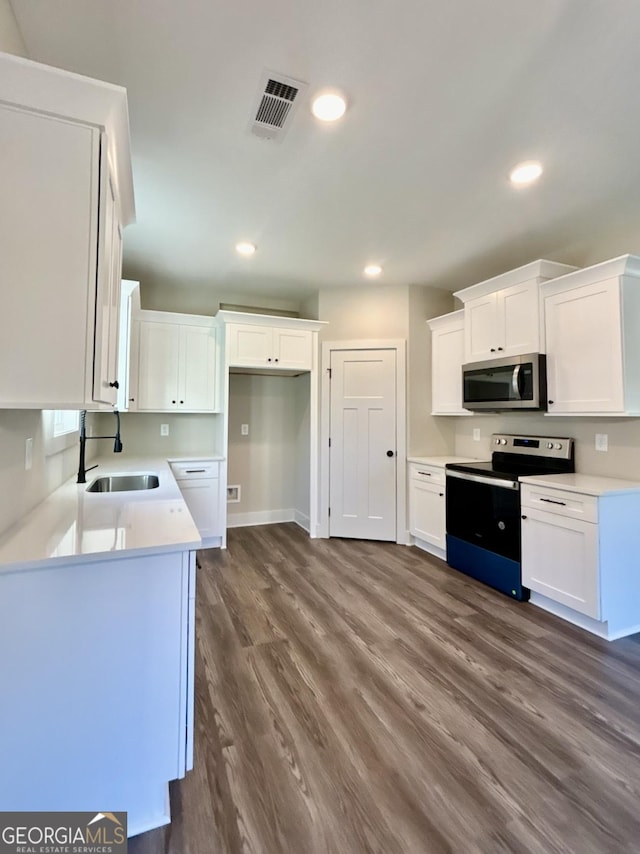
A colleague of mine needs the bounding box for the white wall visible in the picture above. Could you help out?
[407,285,457,456]
[318,285,410,341]
[0,0,27,56]
[227,374,303,520]
[95,412,222,457]
[0,410,99,539]
[454,412,640,480]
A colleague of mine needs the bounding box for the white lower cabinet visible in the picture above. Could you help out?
[409,464,446,551]
[0,548,194,836]
[521,506,599,618]
[521,478,640,639]
[170,460,222,543]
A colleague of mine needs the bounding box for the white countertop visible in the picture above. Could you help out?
[0,456,202,574]
[520,472,640,496]
[407,455,485,467]
[167,453,225,463]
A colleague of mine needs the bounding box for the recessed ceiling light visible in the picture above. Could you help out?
[364,264,383,278]
[311,91,347,122]
[509,160,543,186]
[235,241,256,256]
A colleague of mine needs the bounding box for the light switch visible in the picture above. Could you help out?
[25,437,33,471]
[473,428,481,442]
[241,424,249,436]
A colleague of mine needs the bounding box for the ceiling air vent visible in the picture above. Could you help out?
[250,71,308,140]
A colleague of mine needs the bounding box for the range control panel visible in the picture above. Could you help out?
[492,433,574,461]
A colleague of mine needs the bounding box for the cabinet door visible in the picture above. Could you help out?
[545,278,624,413]
[431,321,468,415]
[409,479,446,549]
[521,508,600,618]
[227,323,272,367]
[180,325,217,411]
[272,328,313,370]
[498,281,540,357]
[464,294,498,361]
[177,478,220,538]
[137,321,180,410]
[0,105,100,407]
[93,173,122,406]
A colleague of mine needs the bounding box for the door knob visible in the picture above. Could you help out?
[386,450,394,457]
[109,380,120,389]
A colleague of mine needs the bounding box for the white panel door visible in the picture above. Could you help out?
[329,349,397,541]
[181,324,217,410]
[521,508,600,618]
[465,294,498,361]
[545,278,624,413]
[137,321,180,410]
[499,280,540,356]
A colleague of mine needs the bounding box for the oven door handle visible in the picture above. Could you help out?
[512,365,523,399]
[446,470,520,490]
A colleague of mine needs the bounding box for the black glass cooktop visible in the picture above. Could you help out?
[446,456,573,480]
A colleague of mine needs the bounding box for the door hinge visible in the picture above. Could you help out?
[327,367,332,379]
[328,507,331,517]
[328,437,331,447]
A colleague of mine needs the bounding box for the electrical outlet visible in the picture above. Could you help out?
[473,428,481,442]
[595,433,608,452]
[160,423,169,437]
[25,437,33,471]
[241,423,249,436]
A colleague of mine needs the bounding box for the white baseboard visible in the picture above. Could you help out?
[527,592,639,640]
[294,510,311,533]
[227,509,295,528]
[410,535,446,562]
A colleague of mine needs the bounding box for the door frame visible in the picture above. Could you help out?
[318,339,407,543]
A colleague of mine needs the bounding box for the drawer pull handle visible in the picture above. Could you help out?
[185,469,206,474]
[417,471,432,476]
[540,497,567,506]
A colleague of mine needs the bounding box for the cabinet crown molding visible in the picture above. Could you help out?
[540,254,640,295]
[426,309,464,329]
[215,310,327,332]
[454,260,578,303]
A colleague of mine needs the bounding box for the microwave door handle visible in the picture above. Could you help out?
[512,365,523,399]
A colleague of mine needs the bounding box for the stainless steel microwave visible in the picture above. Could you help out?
[462,353,547,411]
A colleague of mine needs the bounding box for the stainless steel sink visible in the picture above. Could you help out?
[86,473,160,493]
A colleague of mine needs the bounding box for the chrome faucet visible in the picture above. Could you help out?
[77,410,123,484]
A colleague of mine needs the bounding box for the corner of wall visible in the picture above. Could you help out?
[0,1,28,57]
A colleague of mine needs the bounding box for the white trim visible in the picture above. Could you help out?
[294,510,311,533]
[318,339,407,544]
[410,536,446,562]
[42,410,80,457]
[453,259,578,302]
[227,509,295,528]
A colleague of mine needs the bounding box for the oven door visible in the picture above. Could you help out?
[446,470,521,561]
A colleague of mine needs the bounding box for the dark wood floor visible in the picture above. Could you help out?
[130,524,640,854]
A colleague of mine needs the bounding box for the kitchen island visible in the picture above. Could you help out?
[0,457,202,836]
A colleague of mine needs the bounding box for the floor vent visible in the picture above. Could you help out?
[250,72,307,140]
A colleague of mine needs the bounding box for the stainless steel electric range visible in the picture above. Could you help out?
[445,433,574,600]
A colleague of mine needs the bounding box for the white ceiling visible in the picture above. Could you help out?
[10,0,640,298]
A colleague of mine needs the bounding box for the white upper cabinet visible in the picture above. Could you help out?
[130,311,219,413]
[218,311,326,373]
[427,311,470,415]
[0,54,134,410]
[454,260,578,363]
[542,255,640,415]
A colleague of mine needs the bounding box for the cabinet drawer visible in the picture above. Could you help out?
[170,460,219,480]
[409,463,446,486]
[521,485,597,522]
